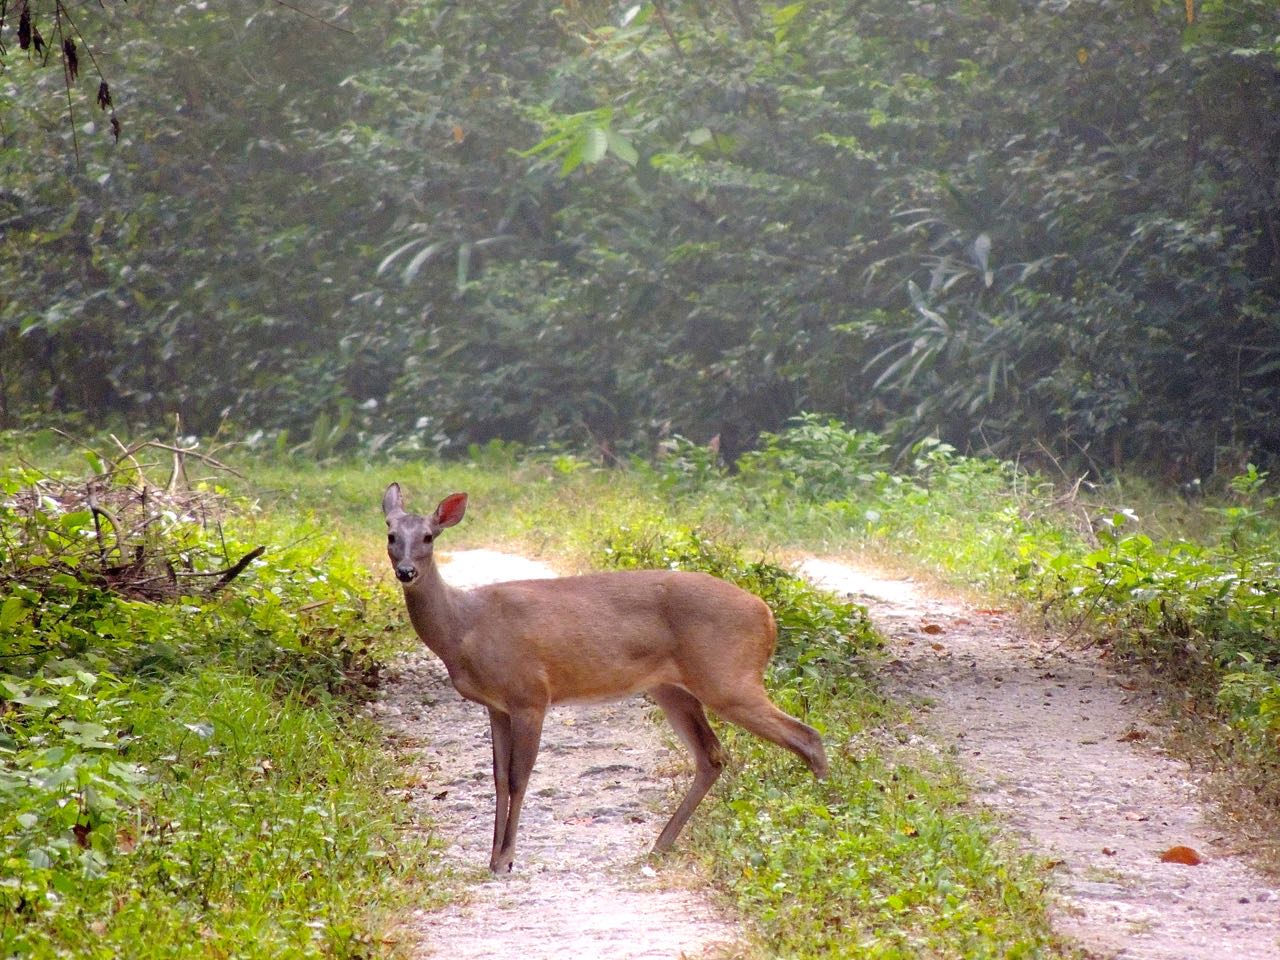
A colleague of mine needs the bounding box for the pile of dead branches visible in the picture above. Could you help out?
[1,436,264,602]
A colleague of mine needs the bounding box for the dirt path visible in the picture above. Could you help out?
[375,550,740,960]
[800,557,1280,960]
[375,549,1280,960]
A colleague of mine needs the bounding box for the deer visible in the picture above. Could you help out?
[382,483,829,873]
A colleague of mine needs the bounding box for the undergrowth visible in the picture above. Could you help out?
[8,416,1279,955]
[651,415,1280,815]
[599,523,1065,958]
[0,453,440,958]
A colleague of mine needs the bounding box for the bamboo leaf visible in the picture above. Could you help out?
[400,241,446,285]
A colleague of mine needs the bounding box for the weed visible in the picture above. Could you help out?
[599,521,1064,957]
[0,458,440,958]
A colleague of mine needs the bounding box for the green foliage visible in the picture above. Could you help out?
[738,414,891,503]
[1,665,426,958]
[0,460,435,957]
[0,667,145,899]
[1028,472,1280,737]
[597,520,1061,957]
[642,436,730,497]
[6,0,1280,474]
[705,741,1058,959]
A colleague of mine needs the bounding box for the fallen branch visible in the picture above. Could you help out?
[87,491,125,561]
[205,545,266,596]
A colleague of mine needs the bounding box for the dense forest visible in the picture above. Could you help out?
[3,0,1279,475]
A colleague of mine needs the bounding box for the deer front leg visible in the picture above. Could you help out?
[490,706,545,874]
[488,708,513,873]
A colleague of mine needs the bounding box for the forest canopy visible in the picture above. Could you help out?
[2,0,1278,476]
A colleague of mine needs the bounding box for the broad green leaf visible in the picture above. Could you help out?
[582,126,609,166]
[559,133,587,175]
[772,2,807,27]
[14,694,60,710]
[606,129,639,166]
[0,596,25,631]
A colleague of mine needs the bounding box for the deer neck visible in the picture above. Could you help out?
[402,562,466,664]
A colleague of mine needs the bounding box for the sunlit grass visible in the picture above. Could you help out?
[7,426,1277,956]
[0,447,444,958]
[13,671,442,959]
[598,521,1069,959]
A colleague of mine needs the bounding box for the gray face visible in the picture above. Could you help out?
[382,485,467,584]
[385,510,437,584]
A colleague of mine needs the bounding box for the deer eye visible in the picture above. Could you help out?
[423,533,434,544]
[387,533,396,544]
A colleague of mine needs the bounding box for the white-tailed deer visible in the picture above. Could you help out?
[382,483,828,873]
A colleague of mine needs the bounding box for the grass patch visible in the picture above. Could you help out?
[0,453,443,958]
[599,523,1067,958]
[644,418,1280,823]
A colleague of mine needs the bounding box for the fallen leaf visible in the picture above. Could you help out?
[922,623,945,635]
[1160,845,1203,865]
[89,920,108,936]
[930,642,945,652]
[73,823,91,849]
[116,828,137,853]
[1102,847,1117,856]
[1118,728,1148,743]
[431,790,449,801]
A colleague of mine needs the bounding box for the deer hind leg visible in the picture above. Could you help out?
[710,690,829,779]
[490,706,545,874]
[649,683,727,853]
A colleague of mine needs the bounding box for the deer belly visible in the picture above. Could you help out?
[546,654,681,705]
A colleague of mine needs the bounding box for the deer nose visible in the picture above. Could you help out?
[395,564,417,583]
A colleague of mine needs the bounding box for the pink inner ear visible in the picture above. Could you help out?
[435,493,468,527]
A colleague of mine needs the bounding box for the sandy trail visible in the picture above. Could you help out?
[375,550,740,960]
[800,557,1280,960]
[374,547,1280,960]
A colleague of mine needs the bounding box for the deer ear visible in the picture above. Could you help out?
[433,492,468,528]
[382,483,405,520]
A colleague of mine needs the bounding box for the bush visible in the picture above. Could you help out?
[0,458,432,957]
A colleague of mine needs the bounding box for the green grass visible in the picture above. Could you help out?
[701,706,1059,959]
[600,523,1068,958]
[0,454,444,958]
[5,670,435,958]
[8,421,1278,957]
